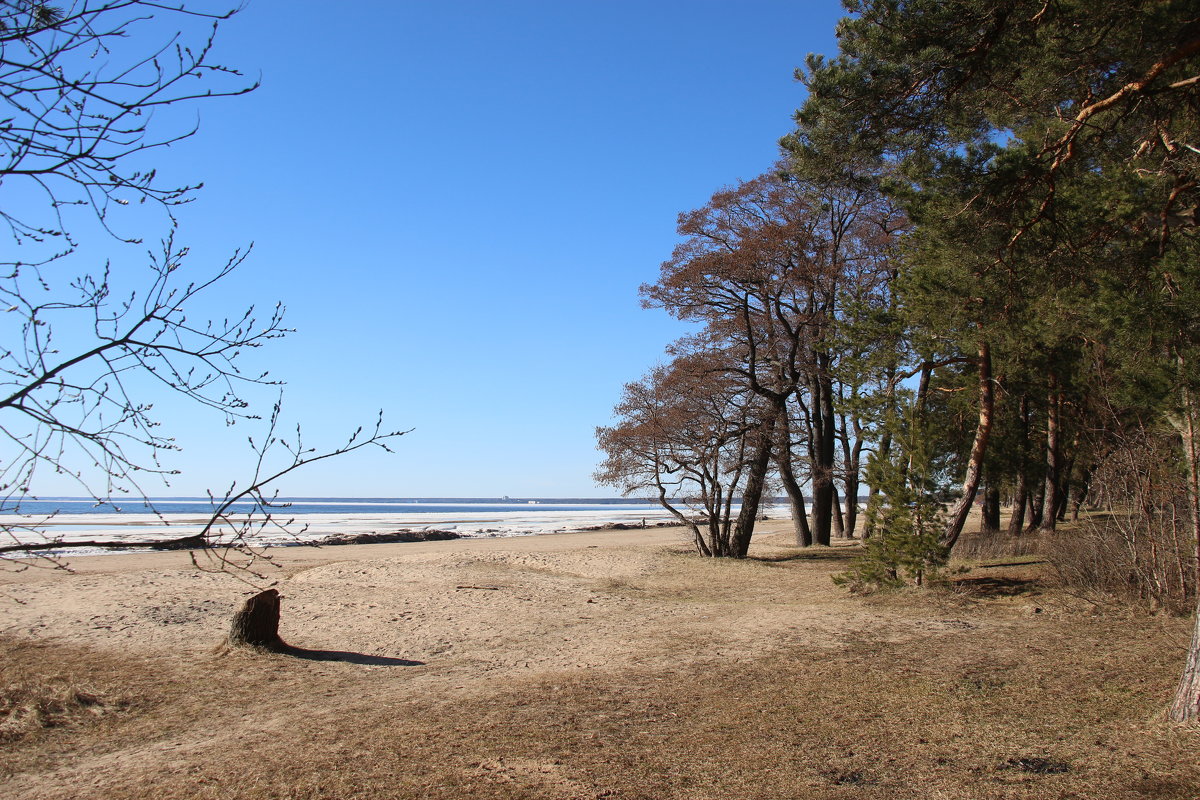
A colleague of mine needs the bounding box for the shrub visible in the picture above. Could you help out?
[835,440,949,591]
[1046,433,1196,614]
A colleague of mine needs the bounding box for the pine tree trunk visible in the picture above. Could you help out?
[831,484,846,538]
[1056,477,1072,522]
[228,589,284,649]
[809,370,837,546]
[1168,368,1200,722]
[1026,481,1046,532]
[905,362,933,480]
[1007,471,1028,536]
[943,341,994,550]
[843,471,860,539]
[1169,594,1200,722]
[981,481,1001,534]
[836,408,863,539]
[1071,463,1095,521]
[864,404,897,540]
[1007,395,1031,536]
[1041,384,1063,533]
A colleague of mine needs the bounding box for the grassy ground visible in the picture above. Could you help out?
[2,537,1198,799]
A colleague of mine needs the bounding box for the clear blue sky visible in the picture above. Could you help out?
[31,0,847,498]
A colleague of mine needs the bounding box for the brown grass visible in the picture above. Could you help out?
[3,541,1200,799]
[951,529,1050,562]
[0,673,128,744]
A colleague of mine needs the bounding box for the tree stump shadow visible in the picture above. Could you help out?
[276,645,424,666]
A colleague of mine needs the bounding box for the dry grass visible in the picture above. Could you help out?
[2,549,1199,799]
[949,510,1196,617]
[1,683,122,744]
[1043,514,1196,615]
[951,530,1050,562]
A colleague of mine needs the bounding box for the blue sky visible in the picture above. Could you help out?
[25,0,847,498]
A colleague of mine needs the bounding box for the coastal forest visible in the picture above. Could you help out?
[596,0,1200,723]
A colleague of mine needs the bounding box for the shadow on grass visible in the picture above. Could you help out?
[950,576,1039,598]
[278,645,423,666]
[749,546,864,565]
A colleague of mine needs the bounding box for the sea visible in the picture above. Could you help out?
[0,497,750,557]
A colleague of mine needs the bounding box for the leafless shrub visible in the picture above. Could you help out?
[1046,434,1196,614]
[953,529,1048,561]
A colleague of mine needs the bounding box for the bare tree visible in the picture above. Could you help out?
[0,0,256,266]
[642,164,901,547]
[595,352,772,558]
[0,2,405,574]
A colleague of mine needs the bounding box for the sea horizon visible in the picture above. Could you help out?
[0,496,787,557]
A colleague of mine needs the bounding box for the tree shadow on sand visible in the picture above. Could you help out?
[276,645,424,666]
[749,547,861,565]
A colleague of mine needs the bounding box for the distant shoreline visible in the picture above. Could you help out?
[0,506,701,558]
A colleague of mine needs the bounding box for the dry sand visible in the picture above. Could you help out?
[3,521,907,684]
[2,520,1199,799]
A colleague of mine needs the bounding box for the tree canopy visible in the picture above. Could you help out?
[603,0,1200,722]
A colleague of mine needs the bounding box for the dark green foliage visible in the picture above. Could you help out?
[836,402,950,591]
[834,487,948,591]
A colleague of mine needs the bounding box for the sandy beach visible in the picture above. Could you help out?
[2,521,860,679]
[2,521,1199,799]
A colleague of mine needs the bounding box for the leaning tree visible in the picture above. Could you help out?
[596,351,774,558]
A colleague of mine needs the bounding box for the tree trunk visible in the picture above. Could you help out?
[1175,368,1200,591]
[653,485,710,556]
[775,416,813,547]
[1041,384,1063,533]
[1055,446,1078,522]
[809,370,837,546]
[905,362,934,481]
[1071,464,1094,521]
[942,341,995,550]
[228,589,284,649]
[864,426,894,540]
[981,481,1001,534]
[1007,394,1031,536]
[1026,480,1046,532]
[1056,477,1071,522]
[1168,366,1200,722]
[1169,597,1200,722]
[778,463,812,547]
[1007,471,1028,536]
[731,411,780,558]
[843,470,860,539]
[836,405,864,539]
[831,484,846,538]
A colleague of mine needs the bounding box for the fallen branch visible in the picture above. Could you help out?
[0,533,207,554]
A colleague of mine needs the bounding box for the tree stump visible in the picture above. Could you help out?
[228,589,284,649]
